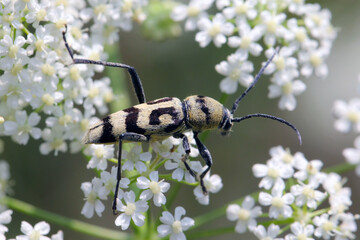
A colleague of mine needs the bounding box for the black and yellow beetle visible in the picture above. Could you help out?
[62,26,301,214]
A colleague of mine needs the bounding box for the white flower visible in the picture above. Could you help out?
[333,99,360,133]
[336,213,358,240]
[151,137,177,158]
[157,206,194,240]
[16,221,51,240]
[115,191,149,230]
[252,159,294,190]
[285,222,314,240]
[164,154,203,183]
[174,131,199,158]
[193,169,223,205]
[299,46,329,78]
[293,157,326,184]
[313,213,338,239]
[290,181,326,209]
[252,224,281,240]
[226,196,262,233]
[228,23,263,56]
[100,166,129,197]
[50,231,63,240]
[343,136,360,176]
[80,178,107,218]
[269,146,296,167]
[0,35,28,70]
[259,11,288,46]
[122,144,152,174]
[0,210,12,238]
[4,111,41,145]
[171,0,213,31]
[259,181,294,219]
[216,51,254,94]
[136,171,170,207]
[222,0,257,22]
[39,126,67,156]
[195,13,234,47]
[268,77,306,111]
[84,144,114,170]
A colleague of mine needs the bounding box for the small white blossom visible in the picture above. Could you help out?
[313,213,338,239]
[259,181,294,219]
[226,196,262,233]
[222,0,257,22]
[333,99,360,133]
[193,169,223,205]
[195,13,234,47]
[259,11,288,46]
[0,210,12,239]
[50,231,63,240]
[268,77,306,111]
[285,222,314,240]
[4,111,41,145]
[299,46,329,78]
[16,221,51,240]
[39,127,67,156]
[216,51,254,94]
[0,35,28,70]
[136,171,170,207]
[343,136,360,176]
[291,181,326,209]
[115,191,149,230]
[164,154,202,183]
[252,224,281,240]
[227,23,263,56]
[84,144,114,170]
[157,206,194,240]
[252,158,294,190]
[293,157,326,184]
[81,178,107,218]
[122,144,152,174]
[336,213,358,240]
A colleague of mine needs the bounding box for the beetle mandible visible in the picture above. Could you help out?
[62,26,301,214]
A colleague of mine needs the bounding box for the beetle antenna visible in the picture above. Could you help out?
[232,113,302,145]
[230,47,279,115]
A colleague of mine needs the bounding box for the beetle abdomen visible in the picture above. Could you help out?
[82,97,186,144]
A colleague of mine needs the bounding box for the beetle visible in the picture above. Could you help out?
[62,26,301,214]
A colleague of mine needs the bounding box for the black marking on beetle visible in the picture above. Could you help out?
[196,98,211,124]
[98,116,116,143]
[147,97,173,105]
[149,107,178,125]
[124,107,146,134]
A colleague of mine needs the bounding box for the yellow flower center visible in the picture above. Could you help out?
[0,116,4,124]
[70,66,80,81]
[282,82,293,95]
[70,26,82,40]
[208,24,221,37]
[29,230,41,240]
[36,9,47,21]
[306,163,318,176]
[41,63,55,76]
[275,56,285,70]
[187,6,200,17]
[35,39,45,52]
[282,152,293,164]
[302,186,315,198]
[149,181,161,194]
[51,138,64,149]
[124,203,136,215]
[89,52,100,61]
[297,233,307,240]
[3,14,14,24]
[11,63,23,76]
[59,114,72,126]
[240,36,252,49]
[322,221,334,232]
[235,4,248,14]
[56,0,68,7]
[172,220,183,234]
[42,93,55,106]
[237,208,250,221]
[94,4,107,16]
[266,19,277,33]
[122,0,133,12]
[271,197,284,208]
[87,191,97,204]
[347,111,359,123]
[95,147,105,159]
[230,69,241,81]
[310,53,322,67]
[88,87,99,99]
[104,91,113,103]
[80,119,89,131]
[295,29,306,42]
[9,45,19,58]
[267,167,279,178]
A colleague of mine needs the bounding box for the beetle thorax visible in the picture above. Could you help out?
[183,95,225,132]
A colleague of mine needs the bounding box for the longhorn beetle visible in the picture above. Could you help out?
[62,26,301,214]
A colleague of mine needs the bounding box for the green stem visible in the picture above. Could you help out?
[187,226,234,239]
[324,163,356,174]
[3,197,130,240]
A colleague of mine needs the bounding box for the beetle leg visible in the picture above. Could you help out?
[62,25,146,104]
[180,134,197,179]
[112,133,149,215]
[193,132,213,195]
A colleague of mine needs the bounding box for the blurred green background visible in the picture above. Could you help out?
[3,0,360,239]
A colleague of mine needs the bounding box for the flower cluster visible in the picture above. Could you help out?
[171,0,336,111]
[226,146,358,239]
[0,210,63,240]
[80,132,222,239]
[0,0,148,156]
[0,160,10,212]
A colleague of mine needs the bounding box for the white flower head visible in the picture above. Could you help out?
[259,181,294,219]
[164,154,203,183]
[226,196,262,233]
[313,213,338,239]
[291,181,326,209]
[343,136,360,176]
[333,99,360,133]
[17,221,51,240]
[100,166,129,197]
[115,191,149,230]
[136,171,170,207]
[195,13,234,48]
[252,158,294,190]
[222,0,258,22]
[157,206,195,240]
[81,178,107,218]
[252,223,281,240]
[285,222,314,240]
[84,144,114,170]
[0,210,12,237]
[228,22,263,56]
[216,51,254,94]
[121,143,152,174]
[193,169,223,205]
